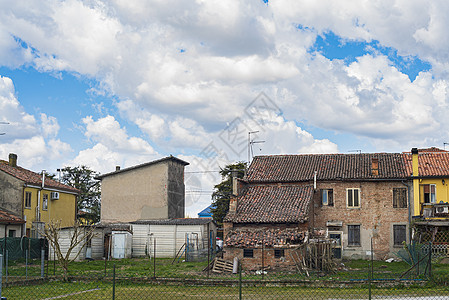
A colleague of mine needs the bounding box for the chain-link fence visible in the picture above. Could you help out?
[0,238,448,299]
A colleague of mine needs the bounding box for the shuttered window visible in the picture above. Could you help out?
[393,188,407,208]
[348,225,361,246]
[393,225,407,246]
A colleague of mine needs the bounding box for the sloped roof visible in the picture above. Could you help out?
[0,160,79,194]
[403,152,449,177]
[96,155,189,180]
[225,185,313,224]
[247,153,407,183]
[0,207,25,224]
[225,228,307,248]
[198,205,212,217]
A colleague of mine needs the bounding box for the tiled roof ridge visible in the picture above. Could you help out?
[0,160,79,193]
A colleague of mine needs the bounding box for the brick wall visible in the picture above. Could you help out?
[224,247,297,271]
[313,181,409,259]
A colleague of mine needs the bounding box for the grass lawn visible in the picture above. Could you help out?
[5,256,449,282]
[3,280,449,300]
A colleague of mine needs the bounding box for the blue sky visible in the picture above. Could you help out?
[1,1,449,215]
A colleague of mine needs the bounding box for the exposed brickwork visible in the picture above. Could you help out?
[313,181,409,259]
[223,247,297,271]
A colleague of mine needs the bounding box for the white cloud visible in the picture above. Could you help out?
[40,113,60,137]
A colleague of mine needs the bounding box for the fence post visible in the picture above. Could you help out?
[238,261,242,300]
[428,241,432,279]
[25,249,28,279]
[207,227,210,279]
[0,253,3,299]
[153,238,156,279]
[112,264,116,300]
[369,237,372,300]
[41,248,45,278]
[5,250,7,284]
[104,257,107,277]
[261,240,264,280]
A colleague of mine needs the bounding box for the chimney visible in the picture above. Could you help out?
[371,158,379,176]
[411,148,419,176]
[116,166,120,171]
[8,153,17,167]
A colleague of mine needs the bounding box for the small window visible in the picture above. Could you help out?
[348,225,361,246]
[8,230,16,237]
[347,189,360,208]
[423,184,436,203]
[393,225,407,246]
[393,188,407,208]
[243,249,254,258]
[274,249,285,258]
[321,189,334,206]
[25,192,32,208]
[42,194,48,210]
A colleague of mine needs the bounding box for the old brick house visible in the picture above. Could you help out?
[224,153,411,267]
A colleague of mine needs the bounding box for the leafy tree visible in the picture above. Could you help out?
[211,162,246,226]
[60,166,101,224]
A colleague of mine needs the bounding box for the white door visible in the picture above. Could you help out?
[113,234,126,259]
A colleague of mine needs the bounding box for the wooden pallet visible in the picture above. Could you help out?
[212,258,234,273]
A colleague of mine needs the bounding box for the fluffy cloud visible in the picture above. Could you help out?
[0,76,72,169]
[68,115,158,173]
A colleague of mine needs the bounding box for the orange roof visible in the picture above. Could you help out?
[403,152,449,177]
[0,207,25,224]
[0,160,79,194]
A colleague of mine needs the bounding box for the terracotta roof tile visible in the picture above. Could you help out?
[225,185,313,223]
[403,152,449,177]
[225,228,307,248]
[0,160,79,193]
[247,153,407,182]
[0,207,25,224]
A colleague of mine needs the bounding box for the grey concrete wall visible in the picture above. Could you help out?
[167,161,185,219]
[0,172,23,216]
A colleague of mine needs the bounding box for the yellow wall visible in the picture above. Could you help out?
[23,186,76,231]
[412,178,449,216]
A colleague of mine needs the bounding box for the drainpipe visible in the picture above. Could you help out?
[401,180,412,243]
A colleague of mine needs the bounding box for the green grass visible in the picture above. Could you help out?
[3,280,449,300]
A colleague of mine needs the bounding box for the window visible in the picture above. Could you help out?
[393,188,407,208]
[243,249,254,258]
[393,225,407,246]
[348,225,361,246]
[274,249,285,258]
[25,192,32,208]
[422,184,436,203]
[42,194,48,210]
[347,188,360,208]
[8,230,16,237]
[321,189,334,206]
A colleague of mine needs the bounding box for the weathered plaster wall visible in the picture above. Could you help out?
[0,172,23,216]
[101,162,169,223]
[167,161,185,219]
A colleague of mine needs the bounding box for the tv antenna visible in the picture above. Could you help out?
[248,131,265,162]
[348,150,362,154]
[0,122,9,135]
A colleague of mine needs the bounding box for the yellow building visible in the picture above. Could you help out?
[0,153,79,237]
[404,148,449,247]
